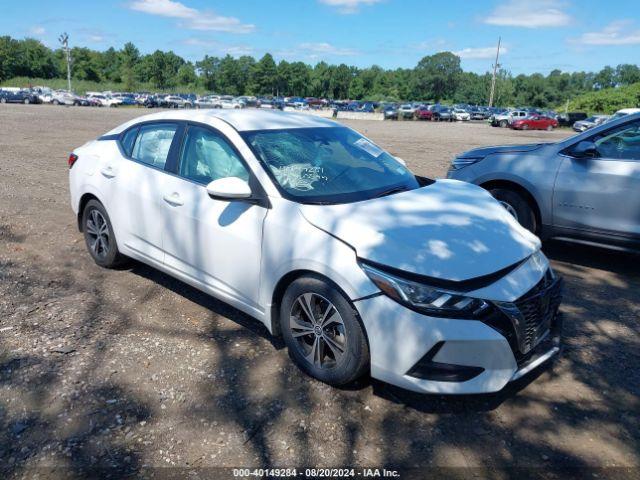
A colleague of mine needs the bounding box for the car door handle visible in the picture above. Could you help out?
[163,192,184,206]
[100,166,116,178]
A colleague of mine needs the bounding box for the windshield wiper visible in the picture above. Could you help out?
[372,186,410,199]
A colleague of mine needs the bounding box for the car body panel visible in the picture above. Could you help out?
[299,179,540,282]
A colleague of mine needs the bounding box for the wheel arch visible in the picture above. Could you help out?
[479,179,543,233]
[269,269,370,349]
[76,192,101,232]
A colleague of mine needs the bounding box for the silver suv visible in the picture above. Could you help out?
[448,112,640,251]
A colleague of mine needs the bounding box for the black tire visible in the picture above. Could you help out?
[489,188,537,233]
[52,99,59,105]
[82,199,127,268]
[24,98,30,104]
[280,275,369,386]
[499,120,508,128]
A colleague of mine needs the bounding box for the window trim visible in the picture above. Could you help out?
[115,120,184,174]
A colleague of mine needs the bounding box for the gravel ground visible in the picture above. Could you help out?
[1,104,639,479]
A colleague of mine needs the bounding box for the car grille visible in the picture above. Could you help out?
[486,269,563,359]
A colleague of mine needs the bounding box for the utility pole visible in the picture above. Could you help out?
[488,36,501,107]
[58,33,71,92]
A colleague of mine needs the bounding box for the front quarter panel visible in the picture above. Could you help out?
[259,197,379,332]
[449,148,562,227]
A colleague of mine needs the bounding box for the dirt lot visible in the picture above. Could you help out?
[1,104,639,478]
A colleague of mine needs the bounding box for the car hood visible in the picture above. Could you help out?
[457,143,546,159]
[299,180,540,282]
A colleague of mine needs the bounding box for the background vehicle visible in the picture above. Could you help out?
[0,89,41,104]
[398,104,416,119]
[608,108,640,122]
[383,105,399,120]
[87,94,122,107]
[414,106,433,120]
[448,112,640,251]
[69,109,560,395]
[452,108,470,121]
[511,114,558,131]
[432,106,454,122]
[557,112,588,127]
[491,110,527,127]
[162,95,193,108]
[572,115,609,132]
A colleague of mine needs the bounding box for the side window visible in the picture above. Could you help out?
[178,125,250,185]
[593,121,640,160]
[131,123,178,169]
[121,127,139,157]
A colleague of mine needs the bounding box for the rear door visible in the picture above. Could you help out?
[108,122,183,264]
[553,119,640,240]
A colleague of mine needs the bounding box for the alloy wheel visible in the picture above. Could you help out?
[289,293,347,369]
[499,200,519,221]
[85,209,110,260]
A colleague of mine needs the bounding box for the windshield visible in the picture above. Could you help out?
[242,127,420,204]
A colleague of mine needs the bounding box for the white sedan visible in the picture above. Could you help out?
[68,110,563,394]
[452,109,471,121]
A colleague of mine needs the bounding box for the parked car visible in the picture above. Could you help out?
[398,104,416,119]
[142,96,161,108]
[511,115,558,131]
[87,94,122,108]
[557,112,588,128]
[383,105,398,120]
[572,115,609,132]
[163,95,193,109]
[195,96,220,109]
[414,106,433,121]
[491,110,528,127]
[607,108,640,122]
[452,108,471,121]
[470,108,490,120]
[69,109,562,395]
[432,106,454,122]
[448,112,640,252]
[0,89,41,104]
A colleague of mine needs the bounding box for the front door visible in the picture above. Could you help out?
[161,124,268,311]
[553,119,640,240]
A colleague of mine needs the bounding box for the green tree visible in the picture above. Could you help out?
[119,42,140,90]
[413,52,462,101]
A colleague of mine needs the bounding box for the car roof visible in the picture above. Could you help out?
[104,109,339,136]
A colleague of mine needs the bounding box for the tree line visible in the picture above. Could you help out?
[1,36,640,108]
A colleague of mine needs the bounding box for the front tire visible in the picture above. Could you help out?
[280,276,369,386]
[82,200,127,268]
[489,188,537,233]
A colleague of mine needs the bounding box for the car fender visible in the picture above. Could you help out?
[470,169,552,226]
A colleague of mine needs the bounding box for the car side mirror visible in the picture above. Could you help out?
[206,177,252,200]
[571,140,598,159]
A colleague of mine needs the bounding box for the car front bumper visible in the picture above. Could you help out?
[355,293,561,395]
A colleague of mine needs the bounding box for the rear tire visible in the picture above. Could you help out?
[280,275,369,386]
[499,120,508,128]
[82,200,127,268]
[489,188,537,233]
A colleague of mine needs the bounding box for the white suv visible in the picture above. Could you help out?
[68,110,563,395]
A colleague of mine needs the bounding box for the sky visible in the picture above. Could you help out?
[2,0,640,75]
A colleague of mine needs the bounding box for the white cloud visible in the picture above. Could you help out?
[298,42,359,56]
[29,26,46,36]
[576,20,640,46]
[454,46,508,59]
[182,38,254,56]
[318,0,383,14]
[129,0,254,33]
[484,0,571,28]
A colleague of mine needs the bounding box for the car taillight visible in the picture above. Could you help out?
[68,153,78,168]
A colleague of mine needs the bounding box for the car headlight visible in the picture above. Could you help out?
[449,156,484,171]
[360,262,490,318]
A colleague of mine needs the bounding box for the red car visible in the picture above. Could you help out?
[414,106,433,120]
[511,114,558,131]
